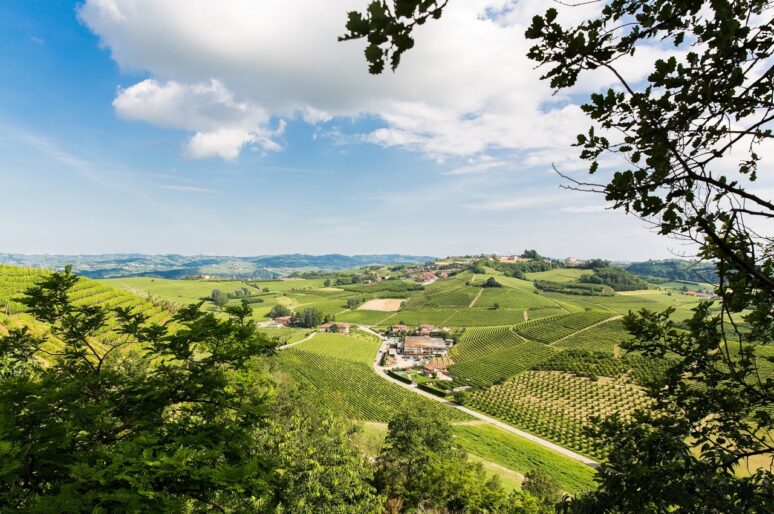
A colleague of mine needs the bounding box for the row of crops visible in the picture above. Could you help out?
[467,371,652,459]
[276,349,470,423]
[292,331,381,365]
[553,319,630,353]
[452,326,526,363]
[514,311,617,344]
[0,265,172,360]
[452,311,616,366]
[449,341,558,388]
[534,350,673,385]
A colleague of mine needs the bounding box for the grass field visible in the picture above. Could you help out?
[452,423,597,494]
[102,276,261,305]
[256,327,312,345]
[335,309,397,325]
[524,268,589,283]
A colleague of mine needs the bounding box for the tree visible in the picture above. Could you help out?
[492,302,500,310]
[212,292,229,310]
[521,250,541,260]
[347,297,364,309]
[290,307,324,328]
[257,391,383,513]
[523,468,562,508]
[342,1,773,511]
[0,267,277,511]
[268,304,292,319]
[483,277,502,288]
[374,412,513,512]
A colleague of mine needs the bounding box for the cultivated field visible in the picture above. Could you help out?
[468,371,652,459]
[358,298,404,311]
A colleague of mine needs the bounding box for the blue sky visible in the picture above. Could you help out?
[0,0,686,260]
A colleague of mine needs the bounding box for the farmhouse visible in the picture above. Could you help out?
[421,361,448,377]
[402,336,451,357]
[273,316,292,326]
[319,322,351,334]
[390,324,410,334]
[418,324,436,336]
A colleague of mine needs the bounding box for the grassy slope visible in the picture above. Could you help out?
[452,423,597,494]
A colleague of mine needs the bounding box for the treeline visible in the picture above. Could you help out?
[534,280,614,296]
[625,259,718,283]
[580,267,649,291]
[484,260,559,279]
[206,287,265,308]
[342,281,424,293]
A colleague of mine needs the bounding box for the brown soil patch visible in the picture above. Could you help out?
[358,299,405,312]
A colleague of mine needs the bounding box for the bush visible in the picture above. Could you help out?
[268,304,292,318]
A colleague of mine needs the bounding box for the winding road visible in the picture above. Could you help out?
[357,325,600,469]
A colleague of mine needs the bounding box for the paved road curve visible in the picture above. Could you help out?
[357,325,601,469]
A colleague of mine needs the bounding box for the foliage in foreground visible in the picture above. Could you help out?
[341,0,773,511]
[0,267,277,512]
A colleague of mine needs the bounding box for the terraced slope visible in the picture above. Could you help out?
[514,311,616,344]
[0,265,172,360]
[452,326,526,364]
[449,341,557,388]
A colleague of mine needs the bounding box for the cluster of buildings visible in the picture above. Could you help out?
[382,323,454,379]
[319,322,351,333]
[682,290,717,300]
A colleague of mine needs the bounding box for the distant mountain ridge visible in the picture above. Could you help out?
[0,253,436,279]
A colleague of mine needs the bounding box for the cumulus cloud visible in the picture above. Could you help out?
[79,0,675,161]
[113,79,284,159]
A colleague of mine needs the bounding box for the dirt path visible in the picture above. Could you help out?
[549,315,623,346]
[277,331,317,350]
[358,325,600,468]
[468,288,484,308]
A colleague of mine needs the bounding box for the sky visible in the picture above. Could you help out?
[0,0,750,260]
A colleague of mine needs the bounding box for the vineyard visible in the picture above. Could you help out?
[467,371,652,458]
[292,331,381,364]
[0,265,173,360]
[474,286,558,310]
[449,341,557,388]
[553,319,630,353]
[513,311,617,344]
[534,350,672,386]
[452,326,526,363]
[276,349,471,422]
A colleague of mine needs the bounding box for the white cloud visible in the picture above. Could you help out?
[464,192,572,211]
[446,160,506,176]
[559,205,611,214]
[79,0,676,162]
[113,79,284,159]
[161,184,215,193]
